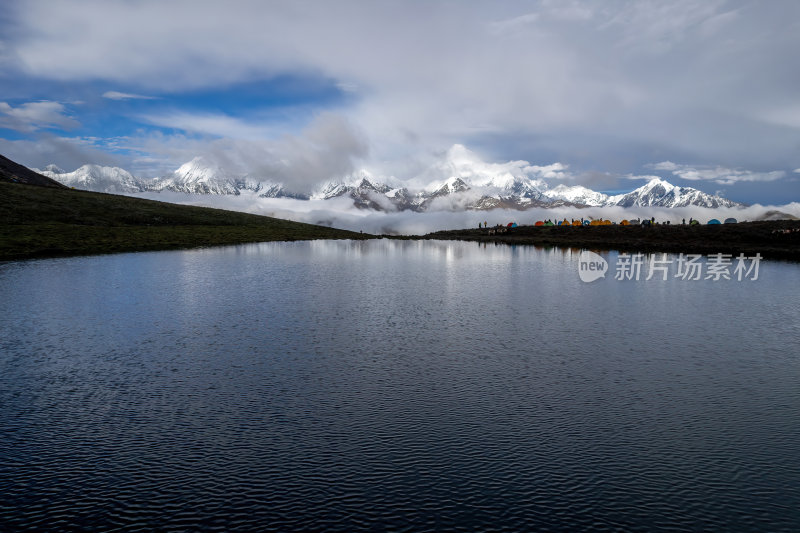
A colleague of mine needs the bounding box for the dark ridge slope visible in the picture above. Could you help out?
[0,154,67,188]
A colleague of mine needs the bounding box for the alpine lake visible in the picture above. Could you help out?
[2,239,799,531]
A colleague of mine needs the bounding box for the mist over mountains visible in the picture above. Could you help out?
[37,145,742,212]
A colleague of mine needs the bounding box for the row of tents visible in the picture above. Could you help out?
[521,218,738,227]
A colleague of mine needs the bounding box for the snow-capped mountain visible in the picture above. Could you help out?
[542,184,610,206]
[314,175,399,210]
[150,157,307,199]
[37,164,148,194]
[39,147,743,211]
[608,178,740,208]
[41,164,66,174]
[150,157,240,195]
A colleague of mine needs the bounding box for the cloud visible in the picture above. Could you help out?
[649,161,786,185]
[0,134,121,171]
[3,0,800,196]
[489,13,540,34]
[622,174,663,181]
[117,112,368,189]
[102,91,158,100]
[335,82,358,93]
[128,190,800,236]
[0,101,79,132]
[401,144,571,190]
[138,110,285,140]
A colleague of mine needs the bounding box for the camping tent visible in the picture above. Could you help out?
[535,221,544,226]
[707,219,721,225]
[724,218,737,224]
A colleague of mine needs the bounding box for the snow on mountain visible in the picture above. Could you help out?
[542,184,610,206]
[312,174,397,210]
[423,144,550,200]
[150,157,306,198]
[35,148,743,212]
[609,178,742,208]
[40,164,66,174]
[427,176,471,195]
[150,157,242,195]
[38,164,147,193]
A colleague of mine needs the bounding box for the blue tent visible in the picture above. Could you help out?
[707,219,721,225]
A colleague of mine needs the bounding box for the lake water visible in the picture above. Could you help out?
[1,240,799,531]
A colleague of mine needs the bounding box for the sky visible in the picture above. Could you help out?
[1,0,799,204]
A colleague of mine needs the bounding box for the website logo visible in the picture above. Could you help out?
[578,251,608,283]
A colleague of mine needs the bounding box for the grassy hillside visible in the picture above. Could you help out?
[0,181,371,260]
[0,154,67,188]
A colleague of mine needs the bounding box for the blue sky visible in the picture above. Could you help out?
[1,0,799,204]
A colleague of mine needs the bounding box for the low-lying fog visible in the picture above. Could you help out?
[133,191,800,236]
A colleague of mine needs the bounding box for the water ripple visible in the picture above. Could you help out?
[1,241,800,531]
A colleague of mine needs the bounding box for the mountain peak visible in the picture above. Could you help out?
[612,177,741,208]
[642,176,675,190]
[42,164,66,174]
[37,162,143,193]
[175,157,227,179]
[356,177,377,190]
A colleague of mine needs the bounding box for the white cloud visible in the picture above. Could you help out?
[523,163,570,180]
[4,0,800,186]
[489,13,540,34]
[335,82,358,93]
[102,91,158,100]
[0,101,79,132]
[396,144,570,190]
[128,190,800,236]
[120,112,368,190]
[0,134,121,170]
[138,110,286,140]
[649,162,786,185]
[622,174,663,181]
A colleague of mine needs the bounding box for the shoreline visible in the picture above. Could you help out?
[422,220,800,260]
[4,219,800,263]
[3,182,799,262]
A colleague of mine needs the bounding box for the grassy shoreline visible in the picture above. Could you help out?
[3,181,800,261]
[0,182,372,261]
[423,221,800,260]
